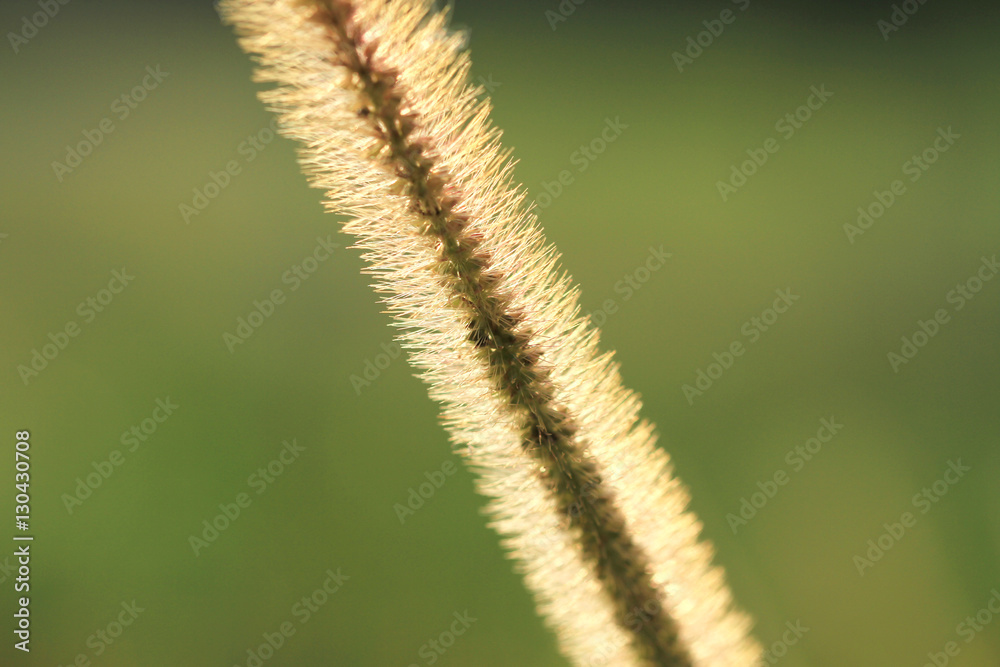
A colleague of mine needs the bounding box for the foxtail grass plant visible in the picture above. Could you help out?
[219,1,762,664]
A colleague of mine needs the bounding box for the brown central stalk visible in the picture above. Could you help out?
[311,2,693,664]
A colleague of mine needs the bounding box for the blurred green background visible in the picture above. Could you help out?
[1,0,998,665]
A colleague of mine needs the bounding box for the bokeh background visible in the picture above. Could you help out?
[1,0,998,665]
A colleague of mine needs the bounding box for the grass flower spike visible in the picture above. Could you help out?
[219,1,763,664]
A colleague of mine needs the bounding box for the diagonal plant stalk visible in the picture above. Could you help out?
[219,1,762,664]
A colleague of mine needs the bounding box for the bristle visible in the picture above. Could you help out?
[218,1,762,664]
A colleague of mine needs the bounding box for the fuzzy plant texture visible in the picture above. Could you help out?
[219,1,762,665]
